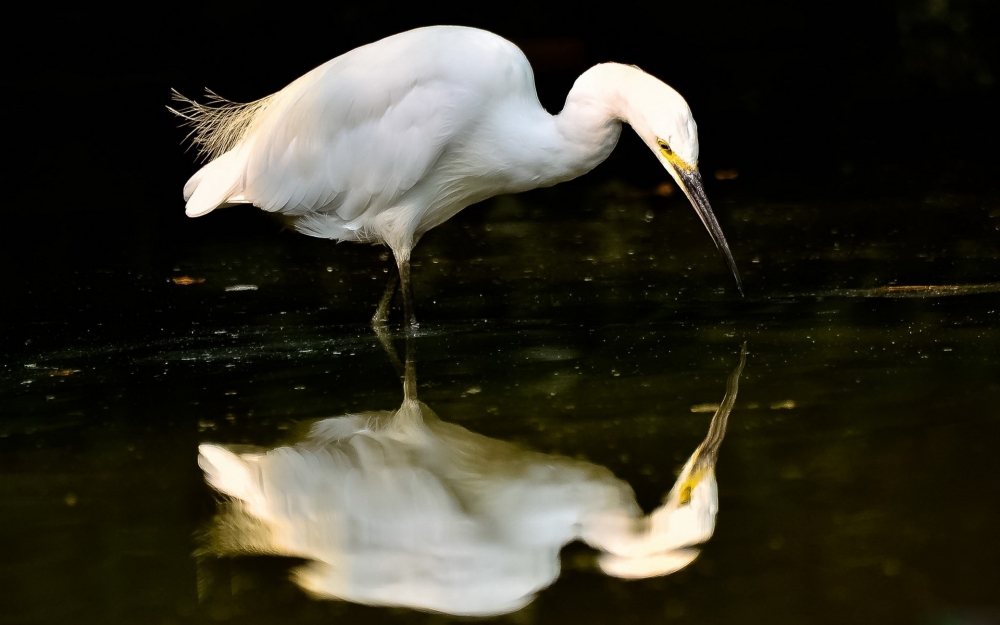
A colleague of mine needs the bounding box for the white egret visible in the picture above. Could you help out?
[172,26,741,324]
[197,341,747,615]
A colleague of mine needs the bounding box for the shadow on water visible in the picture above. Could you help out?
[194,334,747,616]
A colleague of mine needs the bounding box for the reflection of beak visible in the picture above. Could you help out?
[677,341,746,504]
[674,167,743,295]
[693,342,746,464]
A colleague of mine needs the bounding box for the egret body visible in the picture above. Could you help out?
[174,26,741,324]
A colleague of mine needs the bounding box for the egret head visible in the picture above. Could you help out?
[654,127,743,296]
[605,65,743,294]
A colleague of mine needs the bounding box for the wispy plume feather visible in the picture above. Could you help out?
[168,89,275,161]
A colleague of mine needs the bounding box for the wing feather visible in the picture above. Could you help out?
[179,27,531,236]
[237,69,464,223]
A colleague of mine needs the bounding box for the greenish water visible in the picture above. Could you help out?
[3,178,999,624]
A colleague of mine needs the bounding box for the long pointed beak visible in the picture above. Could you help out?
[674,167,743,295]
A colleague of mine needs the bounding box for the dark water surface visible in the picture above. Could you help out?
[3,178,999,624]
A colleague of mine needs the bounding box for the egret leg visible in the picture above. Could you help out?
[398,255,418,329]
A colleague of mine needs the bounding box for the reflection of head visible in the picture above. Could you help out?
[199,347,746,616]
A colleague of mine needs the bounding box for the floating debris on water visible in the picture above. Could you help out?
[826,284,1000,298]
[172,276,205,285]
[690,403,720,413]
[225,284,259,292]
[770,400,797,410]
[654,181,675,197]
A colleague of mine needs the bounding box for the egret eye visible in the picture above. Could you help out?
[658,140,673,155]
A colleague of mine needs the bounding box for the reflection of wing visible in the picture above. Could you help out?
[181,27,530,241]
[185,73,464,221]
[199,402,593,616]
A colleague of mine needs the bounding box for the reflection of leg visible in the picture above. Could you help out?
[372,257,403,380]
[371,316,417,401]
[371,265,399,326]
[403,335,417,401]
[373,322,404,381]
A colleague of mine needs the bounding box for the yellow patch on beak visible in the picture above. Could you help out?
[660,147,696,173]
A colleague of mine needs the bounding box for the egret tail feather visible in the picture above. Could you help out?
[168,88,275,162]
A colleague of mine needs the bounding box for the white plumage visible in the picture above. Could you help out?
[174,26,741,322]
[196,343,747,615]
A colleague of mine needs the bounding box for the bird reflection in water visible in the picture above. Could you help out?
[198,340,747,616]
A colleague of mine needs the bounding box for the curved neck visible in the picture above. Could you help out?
[561,63,663,144]
[484,64,664,193]
[543,63,664,185]
[549,98,621,182]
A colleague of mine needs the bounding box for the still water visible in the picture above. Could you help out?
[3,177,999,624]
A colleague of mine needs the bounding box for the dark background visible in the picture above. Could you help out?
[3,5,1000,623]
[5,0,998,264]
